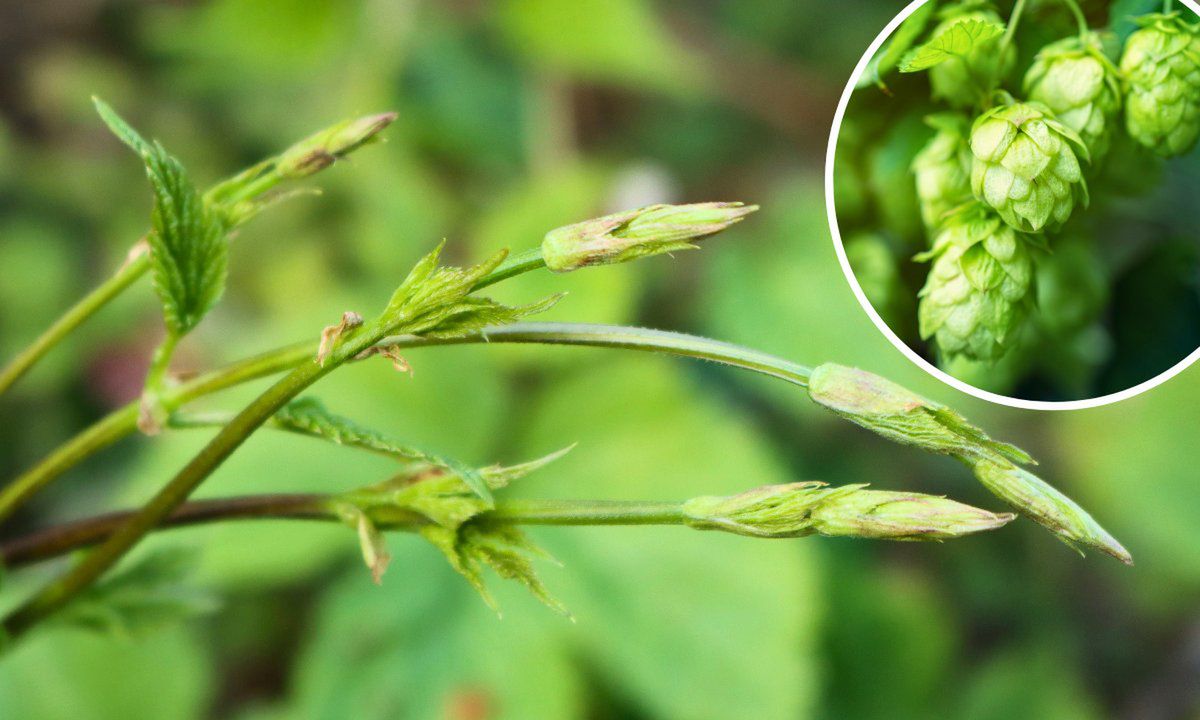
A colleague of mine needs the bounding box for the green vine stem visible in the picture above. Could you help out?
[0,496,690,569]
[0,251,149,397]
[1059,0,1090,37]
[0,324,810,525]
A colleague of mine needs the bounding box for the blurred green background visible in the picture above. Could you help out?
[0,0,1196,718]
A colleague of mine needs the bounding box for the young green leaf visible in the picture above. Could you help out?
[92,96,152,157]
[142,143,228,336]
[899,18,1005,72]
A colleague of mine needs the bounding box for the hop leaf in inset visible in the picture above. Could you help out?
[969,101,1090,232]
[912,113,974,230]
[1025,33,1122,162]
[917,203,1037,361]
[1120,12,1200,157]
[906,5,1013,106]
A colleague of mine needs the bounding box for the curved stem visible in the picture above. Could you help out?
[0,495,687,569]
[1000,0,1028,57]
[471,247,547,291]
[0,323,810,526]
[1058,0,1089,36]
[0,252,149,398]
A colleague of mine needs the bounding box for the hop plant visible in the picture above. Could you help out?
[927,4,1015,105]
[917,203,1036,361]
[1025,34,1122,161]
[1120,12,1200,157]
[913,113,974,230]
[969,100,1090,232]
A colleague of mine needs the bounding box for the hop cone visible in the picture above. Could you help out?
[918,203,1036,361]
[913,113,974,230]
[1120,13,1200,157]
[1025,34,1122,162]
[928,5,1014,105]
[969,101,1090,232]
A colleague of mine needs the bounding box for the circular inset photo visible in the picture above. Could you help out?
[828,0,1200,408]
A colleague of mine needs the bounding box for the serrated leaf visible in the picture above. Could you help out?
[143,143,228,335]
[900,19,1005,73]
[54,548,219,638]
[419,521,568,617]
[272,396,490,502]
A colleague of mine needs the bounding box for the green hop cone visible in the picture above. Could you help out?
[1120,12,1200,157]
[913,113,974,230]
[541,202,757,273]
[1024,33,1122,162]
[928,5,1015,106]
[970,101,1090,232]
[682,482,1014,541]
[917,203,1036,361]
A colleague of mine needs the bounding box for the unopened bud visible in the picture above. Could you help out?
[276,112,398,180]
[807,363,1033,464]
[972,456,1132,564]
[808,488,1015,541]
[682,481,1013,541]
[542,202,758,273]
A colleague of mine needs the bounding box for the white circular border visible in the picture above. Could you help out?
[826,0,1200,411]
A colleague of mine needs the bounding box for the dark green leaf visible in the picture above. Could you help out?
[143,143,228,335]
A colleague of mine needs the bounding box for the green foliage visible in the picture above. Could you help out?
[54,549,218,638]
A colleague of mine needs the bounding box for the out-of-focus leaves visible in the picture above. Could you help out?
[285,545,582,720]
[0,626,212,720]
[496,0,707,96]
[954,642,1103,720]
[823,559,958,719]
[513,358,819,720]
[1058,372,1200,593]
[55,548,219,637]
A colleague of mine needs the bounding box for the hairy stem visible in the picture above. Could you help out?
[0,251,149,398]
[0,495,688,569]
